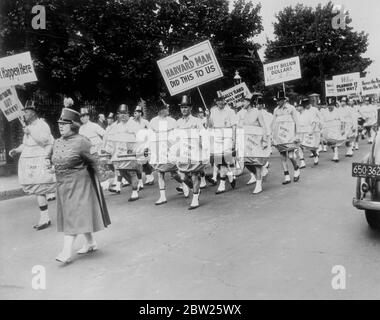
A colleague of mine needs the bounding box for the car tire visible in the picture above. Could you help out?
[365,210,380,230]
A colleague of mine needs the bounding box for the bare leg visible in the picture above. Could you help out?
[281,152,291,184]
[36,194,50,226]
[253,166,263,194]
[156,172,167,204]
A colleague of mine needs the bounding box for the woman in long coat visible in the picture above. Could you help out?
[50,108,111,263]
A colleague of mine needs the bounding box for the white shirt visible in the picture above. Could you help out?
[209,106,238,128]
[126,117,150,135]
[149,116,177,132]
[79,121,105,146]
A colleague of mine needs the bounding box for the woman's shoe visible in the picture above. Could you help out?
[35,220,51,231]
[77,242,98,254]
[155,199,167,205]
[56,252,72,264]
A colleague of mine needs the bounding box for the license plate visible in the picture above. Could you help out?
[352,163,380,178]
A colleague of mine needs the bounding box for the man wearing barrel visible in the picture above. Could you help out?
[207,93,238,194]
[175,95,208,210]
[272,91,301,185]
[9,101,56,230]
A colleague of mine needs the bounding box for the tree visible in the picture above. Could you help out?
[0,0,263,111]
[264,1,372,99]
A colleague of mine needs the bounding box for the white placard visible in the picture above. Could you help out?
[0,52,38,88]
[157,40,223,96]
[361,77,380,95]
[325,80,337,97]
[333,72,361,96]
[263,56,301,86]
[221,82,250,106]
[0,86,24,121]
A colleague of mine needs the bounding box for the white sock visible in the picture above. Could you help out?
[294,169,300,178]
[247,173,256,184]
[262,167,269,177]
[191,193,199,207]
[300,160,306,167]
[218,180,226,191]
[212,166,218,180]
[39,210,50,224]
[182,183,190,197]
[138,179,143,188]
[157,190,166,202]
[131,190,139,198]
[146,174,154,182]
[200,176,206,187]
[253,180,262,194]
[284,175,291,182]
[115,181,121,191]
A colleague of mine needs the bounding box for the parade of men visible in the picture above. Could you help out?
[3,0,380,302]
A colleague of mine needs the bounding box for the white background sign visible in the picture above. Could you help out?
[333,72,361,96]
[325,80,337,97]
[157,40,223,96]
[0,52,38,89]
[361,77,380,95]
[263,56,302,86]
[221,82,250,106]
[0,86,24,121]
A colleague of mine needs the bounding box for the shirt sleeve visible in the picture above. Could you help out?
[95,123,105,137]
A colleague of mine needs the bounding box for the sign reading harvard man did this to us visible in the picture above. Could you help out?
[221,82,250,106]
[0,86,24,121]
[325,80,337,97]
[333,72,360,96]
[0,52,37,89]
[157,40,223,96]
[263,56,301,86]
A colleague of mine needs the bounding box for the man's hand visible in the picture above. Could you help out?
[8,149,18,158]
[23,127,30,135]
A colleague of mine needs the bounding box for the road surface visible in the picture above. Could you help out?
[1,142,380,300]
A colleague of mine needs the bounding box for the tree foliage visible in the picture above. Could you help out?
[264,1,372,98]
[0,0,263,110]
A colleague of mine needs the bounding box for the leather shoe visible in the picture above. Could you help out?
[282,180,291,185]
[188,204,199,210]
[230,179,236,189]
[215,190,225,195]
[128,196,139,202]
[155,200,167,206]
[294,176,300,182]
[36,220,51,231]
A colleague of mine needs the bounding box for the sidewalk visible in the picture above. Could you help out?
[0,175,25,201]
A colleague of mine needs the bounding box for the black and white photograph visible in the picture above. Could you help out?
[1,0,380,302]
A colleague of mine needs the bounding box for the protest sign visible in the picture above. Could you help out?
[325,80,337,97]
[263,56,301,86]
[333,72,361,96]
[0,52,37,88]
[0,86,24,122]
[157,40,223,96]
[221,82,250,106]
[361,77,380,95]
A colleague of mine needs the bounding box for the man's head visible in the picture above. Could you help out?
[107,112,114,125]
[340,97,347,107]
[80,107,90,124]
[276,91,287,107]
[198,107,205,118]
[157,99,169,117]
[179,95,192,117]
[117,104,129,123]
[256,97,264,110]
[215,95,225,110]
[364,97,370,105]
[327,98,336,111]
[98,113,105,122]
[134,105,143,120]
[23,100,38,123]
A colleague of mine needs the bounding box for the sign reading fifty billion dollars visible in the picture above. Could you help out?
[0,52,38,89]
[157,40,223,96]
[263,56,302,86]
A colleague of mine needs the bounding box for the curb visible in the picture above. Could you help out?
[0,188,26,201]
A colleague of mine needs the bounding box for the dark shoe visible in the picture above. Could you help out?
[176,187,183,193]
[205,176,217,186]
[230,179,236,189]
[109,188,120,194]
[36,220,51,231]
[294,176,300,182]
[345,154,353,158]
[282,180,291,185]
[332,159,339,163]
[145,181,154,186]
[215,189,225,195]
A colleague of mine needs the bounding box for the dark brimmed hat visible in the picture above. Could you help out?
[179,95,191,107]
[24,100,37,111]
[215,90,225,102]
[256,97,264,105]
[134,105,143,113]
[80,107,89,115]
[117,104,129,113]
[327,97,336,106]
[301,98,310,106]
[58,108,81,124]
[277,90,287,101]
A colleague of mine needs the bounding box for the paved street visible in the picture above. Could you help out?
[1,142,380,300]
